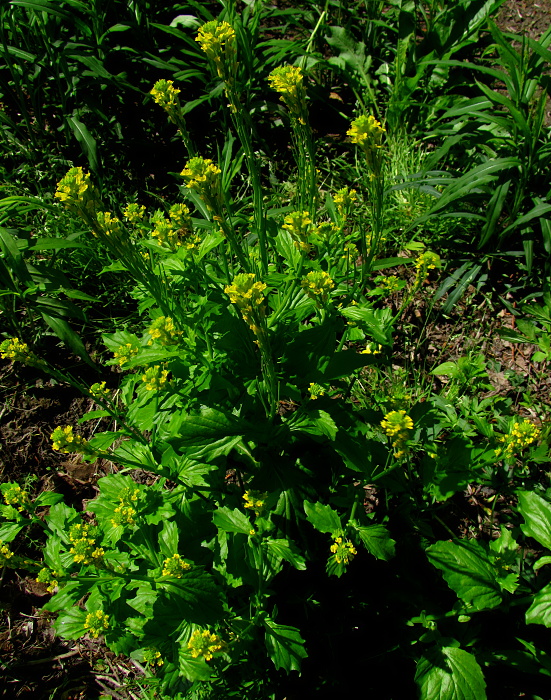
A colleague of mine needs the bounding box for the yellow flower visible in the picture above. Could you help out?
[282,210,313,251]
[224,273,267,334]
[187,629,226,660]
[151,217,181,250]
[333,187,357,218]
[268,65,308,124]
[308,382,326,400]
[123,202,146,223]
[301,271,335,303]
[68,523,104,565]
[0,540,14,566]
[90,381,109,399]
[0,337,40,366]
[329,536,357,564]
[162,553,191,578]
[243,489,268,516]
[36,567,61,593]
[113,342,139,366]
[196,21,237,79]
[141,365,169,391]
[110,487,140,528]
[381,410,414,457]
[146,316,182,346]
[95,211,123,237]
[2,483,30,512]
[84,610,109,638]
[347,115,385,148]
[51,426,98,459]
[497,419,541,459]
[180,157,222,211]
[55,167,91,205]
[150,79,182,122]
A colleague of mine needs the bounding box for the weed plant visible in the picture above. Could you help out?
[1,4,551,700]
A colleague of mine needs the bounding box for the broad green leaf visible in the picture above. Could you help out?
[264,618,308,672]
[34,491,63,507]
[534,556,551,572]
[517,490,551,550]
[178,648,212,681]
[213,507,252,535]
[304,501,341,534]
[53,607,87,640]
[67,116,99,173]
[0,522,25,541]
[526,584,551,627]
[426,540,502,610]
[264,538,306,570]
[351,522,395,561]
[415,645,487,700]
[166,408,247,460]
[41,312,95,368]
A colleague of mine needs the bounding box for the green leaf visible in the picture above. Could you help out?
[213,507,252,535]
[526,584,551,627]
[40,312,96,368]
[264,538,306,570]
[340,306,393,345]
[34,491,63,507]
[426,540,502,610]
[67,116,99,173]
[264,618,308,672]
[0,522,26,541]
[415,644,487,700]
[166,408,247,460]
[517,490,551,550]
[534,556,551,572]
[53,607,87,640]
[304,501,341,534]
[350,522,395,561]
[178,648,212,681]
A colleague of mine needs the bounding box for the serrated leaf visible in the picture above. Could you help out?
[526,584,551,627]
[426,540,502,610]
[303,501,341,534]
[213,507,252,535]
[517,490,551,550]
[264,618,308,672]
[351,522,395,561]
[415,645,487,700]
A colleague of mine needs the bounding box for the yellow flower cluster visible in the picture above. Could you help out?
[196,21,237,80]
[268,65,308,124]
[0,337,40,365]
[361,343,382,355]
[54,166,92,206]
[347,114,385,148]
[180,157,222,211]
[151,217,181,250]
[347,115,385,174]
[84,610,109,638]
[243,489,267,516]
[141,365,169,391]
[51,425,98,459]
[333,187,357,218]
[330,536,357,565]
[224,273,267,334]
[68,523,104,565]
[95,211,123,237]
[113,343,139,366]
[301,270,335,303]
[110,487,140,528]
[123,203,146,223]
[374,274,401,293]
[162,553,191,578]
[381,410,414,458]
[187,629,226,661]
[496,419,541,459]
[90,381,109,399]
[3,483,30,512]
[143,648,164,667]
[282,210,313,251]
[0,540,14,566]
[146,316,182,346]
[308,382,325,400]
[415,251,440,272]
[150,79,181,122]
[169,202,192,229]
[36,567,61,593]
